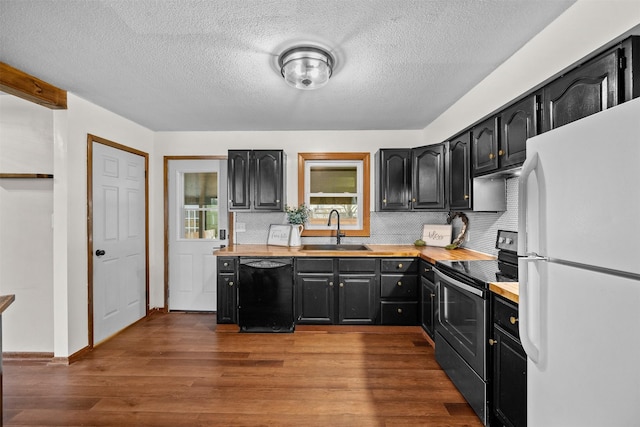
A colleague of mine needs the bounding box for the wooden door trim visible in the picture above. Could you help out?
[163,156,228,312]
[87,134,149,348]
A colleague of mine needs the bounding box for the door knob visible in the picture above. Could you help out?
[95,249,106,256]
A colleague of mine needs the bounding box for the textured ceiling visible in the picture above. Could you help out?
[0,0,575,131]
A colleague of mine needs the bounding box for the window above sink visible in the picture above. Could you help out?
[297,152,370,237]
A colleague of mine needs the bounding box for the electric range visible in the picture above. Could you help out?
[436,230,519,290]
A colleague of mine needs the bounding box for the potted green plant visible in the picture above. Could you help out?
[285,204,311,246]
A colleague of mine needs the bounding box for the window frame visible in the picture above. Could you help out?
[297,152,370,237]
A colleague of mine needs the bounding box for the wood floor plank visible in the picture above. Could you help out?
[3,312,483,426]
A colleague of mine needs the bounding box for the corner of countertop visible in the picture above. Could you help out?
[0,294,16,314]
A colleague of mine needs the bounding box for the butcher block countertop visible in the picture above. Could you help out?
[214,244,496,264]
[489,282,519,303]
[0,294,15,314]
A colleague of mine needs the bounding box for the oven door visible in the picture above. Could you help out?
[435,268,487,379]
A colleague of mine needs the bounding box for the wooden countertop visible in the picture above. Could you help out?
[0,294,15,314]
[489,282,519,303]
[214,244,496,264]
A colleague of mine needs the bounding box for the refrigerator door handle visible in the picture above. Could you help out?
[518,152,539,256]
[518,256,542,364]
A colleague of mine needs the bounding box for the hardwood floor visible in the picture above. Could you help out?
[3,312,483,426]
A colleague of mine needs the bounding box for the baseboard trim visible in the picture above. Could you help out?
[3,352,54,362]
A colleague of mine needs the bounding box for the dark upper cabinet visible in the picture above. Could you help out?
[376,149,412,211]
[376,145,445,211]
[472,116,499,176]
[472,97,538,177]
[228,150,284,211]
[411,143,446,210]
[542,49,620,132]
[501,94,540,168]
[448,132,472,210]
[621,36,640,102]
[228,150,251,210]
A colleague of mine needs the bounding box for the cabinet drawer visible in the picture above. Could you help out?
[218,257,236,273]
[338,258,376,273]
[381,258,418,273]
[419,259,435,281]
[380,301,418,325]
[297,258,334,273]
[218,273,236,287]
[380,274,418,298]
[493,295,520,338]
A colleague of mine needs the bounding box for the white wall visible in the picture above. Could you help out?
[0,95,54,352]
[422,0,640,145]
[52,93,154,357]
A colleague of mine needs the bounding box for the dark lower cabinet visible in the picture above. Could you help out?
[295,258,379,325]
[216,257,237,324]
[338,273,378,324]
[490,295,527,427]
[379,258,418,325]
[296,274,334,324]
[419,260,436,338]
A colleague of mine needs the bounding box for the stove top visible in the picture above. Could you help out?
[436,230,520,288]
[436,259,516,288]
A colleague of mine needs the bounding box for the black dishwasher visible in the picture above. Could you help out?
[238,257,294,333]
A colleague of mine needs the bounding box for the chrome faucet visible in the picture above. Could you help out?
[327,209,345,245]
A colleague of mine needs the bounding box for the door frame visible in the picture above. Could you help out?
[87,134,150,348]
[163,155,230,311]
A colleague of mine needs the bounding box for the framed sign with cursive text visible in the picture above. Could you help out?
[267,224,292,246]
[422,224,452,247]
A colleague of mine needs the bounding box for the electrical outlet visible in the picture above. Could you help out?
[236,222,246,232]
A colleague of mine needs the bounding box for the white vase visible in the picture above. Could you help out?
[289,224,304,247]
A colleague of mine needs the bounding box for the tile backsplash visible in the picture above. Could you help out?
[235,177,518,256]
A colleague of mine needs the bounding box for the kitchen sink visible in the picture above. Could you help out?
[301,244,371,251]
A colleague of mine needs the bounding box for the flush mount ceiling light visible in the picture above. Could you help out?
[278,46,335,90]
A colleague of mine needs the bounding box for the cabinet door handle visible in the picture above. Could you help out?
[424,267,431,272]
[398,263,403,269]
[223,262,229,267]
[329,281,334,287]
[464,194,469,200]
[430,293,435,298]
[411,198,416,202]
[499,149,505,156]
[383,198,387,204]
[510,316,518,325]
[397,308,403,314]
[489,338,497,346]
[339,282,344,288]
[397,281,402,286]
[228,281,234,287]
[489,153,495,160]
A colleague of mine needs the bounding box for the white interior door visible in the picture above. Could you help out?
[168,159,227,311]
[92,142,146,344]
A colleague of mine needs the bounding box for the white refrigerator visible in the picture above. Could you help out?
[518,97,640,427]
